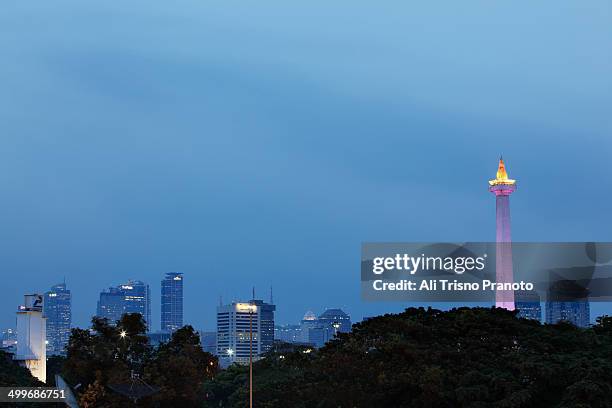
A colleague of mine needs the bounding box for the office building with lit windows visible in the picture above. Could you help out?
[96,280,151,330]
[217,298,275,367]
[43,282,71,355]
[161,272,183,332]
[545,300,590,328]
[515,290,542,322]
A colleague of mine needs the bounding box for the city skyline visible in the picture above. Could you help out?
[2,1,611,332]
[2,274,356,333]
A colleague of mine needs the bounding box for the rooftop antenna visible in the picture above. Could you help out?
[219,295,223,307]
[270,286,273,304]
[252,286,255,300]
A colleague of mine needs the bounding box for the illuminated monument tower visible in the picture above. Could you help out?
[489,157,516,310]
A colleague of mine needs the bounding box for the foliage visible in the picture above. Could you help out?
[40,308,612,407]
[62,313,217,407]
[45,354,66,386]
[144,326,218,407]
[0,349,43,387]
[204,307,612,408]
[0,349,56,408]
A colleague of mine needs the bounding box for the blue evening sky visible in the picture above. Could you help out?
[1,1,611,331]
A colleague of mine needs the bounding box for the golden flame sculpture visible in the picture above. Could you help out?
[489,157,516,186]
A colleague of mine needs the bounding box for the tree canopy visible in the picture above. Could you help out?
[0,349,43,387]
[62,313,217,407]
[28,307,612,407]
[204,307,612,408]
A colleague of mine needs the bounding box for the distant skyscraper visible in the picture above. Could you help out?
[161,272,184,332]
[489,157,517,310]
[515,290,542,322]
[1,328,17,350]
[252,299,276,354]
[147,331,173,347]
[199,331,217,355]
[545,276,590,328]
[545,300,590,328]
[97,280,151,330]
[318,308,352,341]
[217,298,276,367]
[299,311,318,344]
[44,282,71,356]
[274,324,302,343]
[97,287,124,323]
[299,308,351,348]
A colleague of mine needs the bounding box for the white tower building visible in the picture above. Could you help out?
[14,294,47,383]
[216,299,276,368]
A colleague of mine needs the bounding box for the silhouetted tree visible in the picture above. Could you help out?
[0,349,43,386]
[62,315,217,407]
[63,313,152,407]
[145,325,217,407]
[45,355,66,386]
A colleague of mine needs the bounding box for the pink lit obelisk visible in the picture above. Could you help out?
[489,157,516,310]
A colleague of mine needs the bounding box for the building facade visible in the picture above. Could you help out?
[217,299,275,367]
[199,331,217,355]
[299,310,318,344]
[1,328,17,350]
[298,308,351,348]
[147,331,173,347]
[14,294,46,382]
[44,282,72,356]
[515,290,542,322]
[545,300,590,328]
[274,324,302,343]
[161,272,183,332]
[318,308,352,334]
[97,280,151,330]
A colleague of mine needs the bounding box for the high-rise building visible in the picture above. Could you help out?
[97,287,124,323]
[1,328,17,350]
[274,324,301,343]
[318,308,352,334]
[298,308,352,348]
[299,311,318,344]
[147,331,173,347]
[44,282,72,356]
[216,298,276,367]
[545,279,590,328]
[545,300,590,328]
[199,331,217,355]
[97,280,151,330]
[14,294,46,382]
[161,272,183,332]
[515,290,542,322]
[489,157,517,310]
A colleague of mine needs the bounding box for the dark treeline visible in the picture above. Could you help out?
[61,314,217,407]
[204,307,612,408]
[2,308,612,407]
